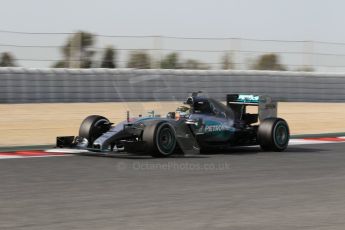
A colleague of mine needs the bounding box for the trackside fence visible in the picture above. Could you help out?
[0,68,344,103]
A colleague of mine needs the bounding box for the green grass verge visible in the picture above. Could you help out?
[0,145,54,152]
[291,132,345,139]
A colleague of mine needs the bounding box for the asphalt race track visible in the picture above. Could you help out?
[1,143,345,230]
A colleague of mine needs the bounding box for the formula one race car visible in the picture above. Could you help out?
[56,92,290,157]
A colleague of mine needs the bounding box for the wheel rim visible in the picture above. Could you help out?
[274,124,288,147]
[157,126,176,155]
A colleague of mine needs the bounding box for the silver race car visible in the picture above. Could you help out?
[56,92,290,157]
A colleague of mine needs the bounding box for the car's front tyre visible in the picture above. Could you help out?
[79,115,111,146]
[143,121,177,157]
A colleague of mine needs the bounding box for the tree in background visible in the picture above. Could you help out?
[53,60,68,68]
[101,46,117,68]
[53,31,95,68]
[252,53,286,71]
[127,51,151,69]
[221,53,234,70]
[160,53,179,69]
[181,59,209,70]
[0,52,16,67]
[295,66,314,72]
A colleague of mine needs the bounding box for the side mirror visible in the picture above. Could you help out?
[185,119,198,125]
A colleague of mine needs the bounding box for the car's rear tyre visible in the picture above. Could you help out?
[79,115,110,145]
[258,117,289,151]
[143,121,177,157]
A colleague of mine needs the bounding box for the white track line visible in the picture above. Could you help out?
[289,139,335,145]
[45,149,90,154]
[0,155,22,159]
[0,155,72,160]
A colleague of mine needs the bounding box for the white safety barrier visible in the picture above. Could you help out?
[0,68,344,103]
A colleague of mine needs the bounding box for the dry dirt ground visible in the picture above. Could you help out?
[0,102,345,146]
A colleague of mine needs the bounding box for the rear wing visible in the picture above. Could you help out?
[226,94,277,121]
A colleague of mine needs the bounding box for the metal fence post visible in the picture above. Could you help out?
[303,40,314,71]
[152,35,162,69]
[232,38,241,70]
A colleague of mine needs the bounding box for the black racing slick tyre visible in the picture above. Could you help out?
[79,115,110,145]
[142,121,177,158]
[258,118,290,152]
